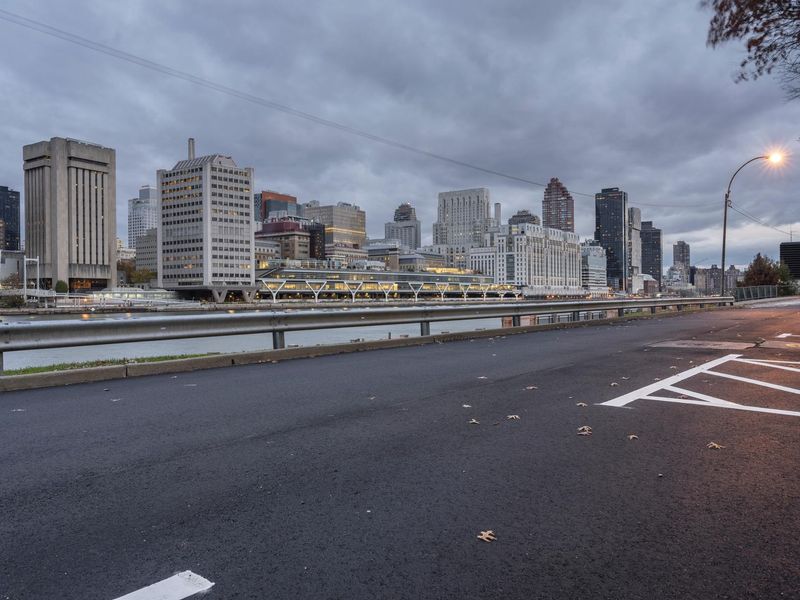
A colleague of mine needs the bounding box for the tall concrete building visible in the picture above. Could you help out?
[385,202,421,250]
[467,222,581,296]
[627,207,642,292]
[128,185,157,249]
[23,137,117,290]
[542,177,574,232]
[594,187,628,291]
[157,139,255,300]
[0,186,20,251]
[302,200,366,264]
[508,210,540,226]
[640,221,663,290]
[433,187,496,268]
[673,240,690,283]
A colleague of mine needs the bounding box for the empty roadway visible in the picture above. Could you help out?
[1,301,799,599]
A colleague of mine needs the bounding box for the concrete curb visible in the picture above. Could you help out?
[0,306,727,392]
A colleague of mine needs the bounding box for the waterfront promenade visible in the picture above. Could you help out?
[1,301,799,599]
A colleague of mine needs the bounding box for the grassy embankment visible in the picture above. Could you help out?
[4,354,218,376]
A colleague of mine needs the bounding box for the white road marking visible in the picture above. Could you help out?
[112,571,213,600]
[649,340,754,350]
[600,354,739,407]
[775,333,799,339]
[598,354,800,417]
[731,358,800,374]
[705,370,800,395]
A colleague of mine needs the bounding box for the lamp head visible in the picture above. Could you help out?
[767,152,783,164]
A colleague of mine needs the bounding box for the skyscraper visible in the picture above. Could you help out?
[672,240,692,283]
[0,185,21,250]
[23,137,117,290]
[433,187,495,268]
[157,138,254,294]
[128,185,158,249]
[594,187,628,291]
[385,202,421,250]
[542,177,574,232]
[640,221,663,290]
[302,200,367,264]
[627,207,642,292]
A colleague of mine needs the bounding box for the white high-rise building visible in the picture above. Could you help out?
[433,188,497,268]
[157,139,254,297]
[581,241,609,297]
[467,223,581,297]
[128,185,158,248]
[627,207,642,292]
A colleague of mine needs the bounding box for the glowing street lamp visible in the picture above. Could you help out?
[721,151,784,296]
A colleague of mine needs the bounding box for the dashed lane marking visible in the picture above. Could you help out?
[599,354,800,418]
[112,571,213,600]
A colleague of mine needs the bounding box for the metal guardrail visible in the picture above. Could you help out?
[732,285,778,302]
[0,296,733,374]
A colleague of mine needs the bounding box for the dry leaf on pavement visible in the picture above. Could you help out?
[477,530,497,542]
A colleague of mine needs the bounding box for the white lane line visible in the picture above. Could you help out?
[705,370,800,395]
[599,354,741,407]
[731,358,800,374]
[663,385,740,406]
[639,395,800,417]
[776,333,797,339]
[112,571,213,600]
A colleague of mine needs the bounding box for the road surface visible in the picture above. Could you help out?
[1,301,799,599]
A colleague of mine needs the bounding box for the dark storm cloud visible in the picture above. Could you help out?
[0,0,797,268]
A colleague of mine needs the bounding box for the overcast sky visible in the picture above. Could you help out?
[0,0,797,268]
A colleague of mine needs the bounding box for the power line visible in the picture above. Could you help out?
[0,8,718,210]
[729,203,793,236]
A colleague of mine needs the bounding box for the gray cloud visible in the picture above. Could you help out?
[0,0,797,269]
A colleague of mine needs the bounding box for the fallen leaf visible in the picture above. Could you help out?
[477,530,497,542]
[507,415,520,420]
[707,442,725,450]
[577,431,592,436]
[525,385,538,390]
[653,377,661,381]
[368,396,376,400]
[627,434,639,441]
[477,376,488,380]
[576,402,588,407]
[610,382,619,387]
[621,376,630,380]
[669,366,678,370]
[462,404,472,408]
[469,419,480,425]
[577,425,592,433]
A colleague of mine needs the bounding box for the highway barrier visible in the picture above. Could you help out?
[0,296,733,375]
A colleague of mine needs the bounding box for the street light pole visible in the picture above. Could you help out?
[721,153,782,296]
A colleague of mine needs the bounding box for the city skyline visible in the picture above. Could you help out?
[0,1,797,269]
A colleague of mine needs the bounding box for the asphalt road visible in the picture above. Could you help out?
[1,301,799,599]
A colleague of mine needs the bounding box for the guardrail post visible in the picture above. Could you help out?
[572,311,580,322]
[650,306,656,314]
[272,331,285,350]
[617,308,624,318]
[0,351,3,376]
[420,321,431,336]
[511,315,521,327]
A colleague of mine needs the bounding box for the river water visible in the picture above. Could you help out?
[0,309,523,371]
